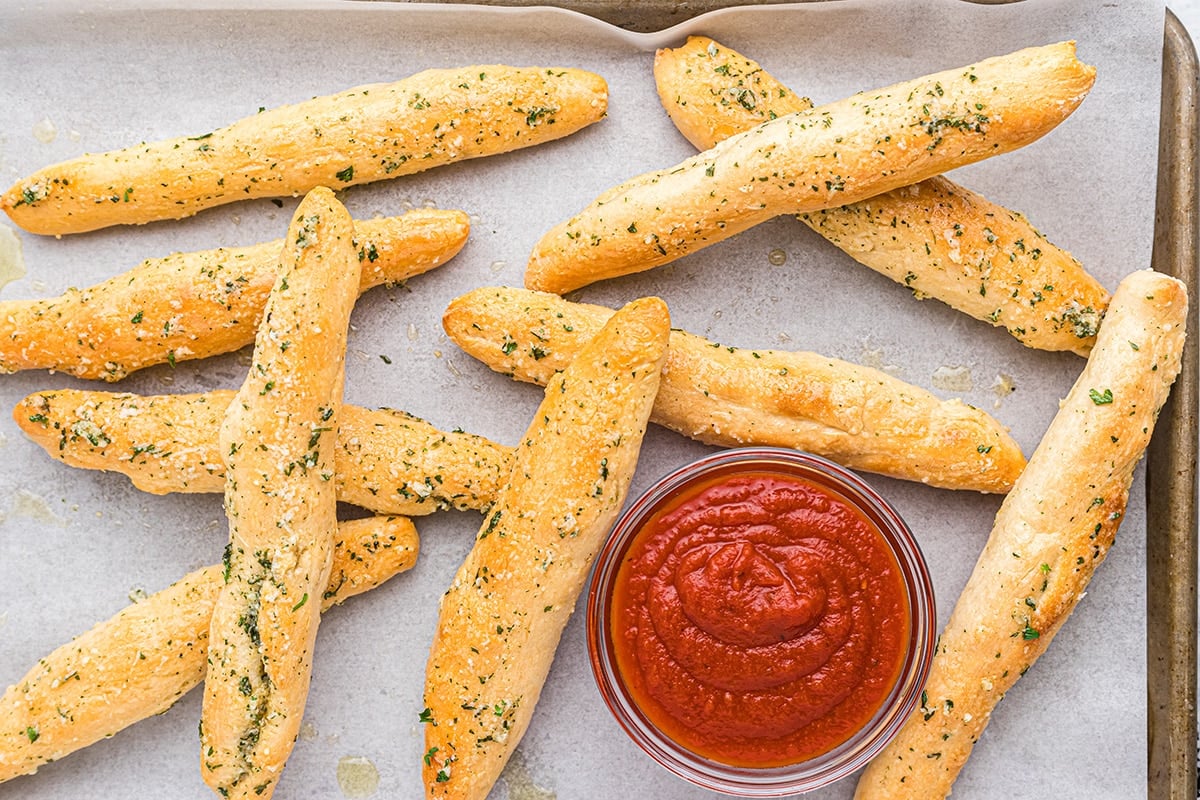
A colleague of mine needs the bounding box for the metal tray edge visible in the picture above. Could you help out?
[1148,9,1199,800]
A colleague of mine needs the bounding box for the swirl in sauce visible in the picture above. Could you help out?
[611,472,909,767]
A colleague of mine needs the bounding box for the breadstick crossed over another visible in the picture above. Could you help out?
[3,66,608,235]
[15,389,512,516]
[0,209,468,380]
[0,516,417,785]
[525,41,1095,295]
[652,36,1110,356]
[422,297,670,799]
[443,286,1025,493]
[200,187,360,799]
[856,269,1187,799]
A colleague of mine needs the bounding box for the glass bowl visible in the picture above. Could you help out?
[586,447,935,796]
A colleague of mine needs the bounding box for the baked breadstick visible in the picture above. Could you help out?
[525,42,1095,294]
[15,389,512,516]
[200,187,359,799]
[654,35,808,151]
[0,516,417,784]
[443,287,1025,493]
[653,36,1109,356]
[856,269,1187,799]
[422,297,669,799]
[0,209,468,380]
[3,66,607,235]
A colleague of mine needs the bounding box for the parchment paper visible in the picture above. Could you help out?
[0,1,1168,798]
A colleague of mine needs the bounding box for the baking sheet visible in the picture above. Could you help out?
[0,1,1170,798]
[1149,11,1199,800]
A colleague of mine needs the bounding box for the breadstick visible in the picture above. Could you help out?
[200,187,359,799]
[3,67,607,235]
[653,36,1109,356]
[422,297,669,799]
[0,516,417,785]
[15,389,512,516]
[0,209,467,380]
[856,269,1187,799]
[525,42,1095,294]
[443,286,1025,493]
[654,35,809,151]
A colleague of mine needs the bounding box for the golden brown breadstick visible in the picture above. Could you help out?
[3,67,607,235]
[422,297,669,799]
[654,35,808,151]
[653,36,1109,356]
[0,209,467,380]
[443,287,1025,493]
[0,516,417,784]
[15,389,512,515]
[525,42,1095,294]
[200,187,359,799]
[856,269,1187,799]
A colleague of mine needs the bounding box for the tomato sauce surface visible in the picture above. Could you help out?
[610,471,910,767]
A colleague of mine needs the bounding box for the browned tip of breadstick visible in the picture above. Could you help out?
[444,286,1025,492]
[653,35,814,149]
[2,66,608,235]
[322,516,421,607]
[525,41,1094,295]
[856,269,1186,800]
[0,515,416,785]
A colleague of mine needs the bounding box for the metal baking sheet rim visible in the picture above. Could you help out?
[394,3,1200,798]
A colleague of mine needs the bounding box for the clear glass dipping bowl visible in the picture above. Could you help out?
[586,447,936,796]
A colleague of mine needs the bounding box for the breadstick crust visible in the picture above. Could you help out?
[2,67,608,235]
[14,389,512,515]
[422,297,669,799]
[0,209,468,380]
[526,41,1095,294]
[802,177,1108,355]
[443,286,1025,493]
[654,36,1109,356]
[856,269,1187,800]
[653,35,812,150]
[201,187,360,799]
[0,516,417,784]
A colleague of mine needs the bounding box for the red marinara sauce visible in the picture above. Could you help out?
[610,470,910,768]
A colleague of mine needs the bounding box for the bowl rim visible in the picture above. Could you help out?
[585,446,937,796]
